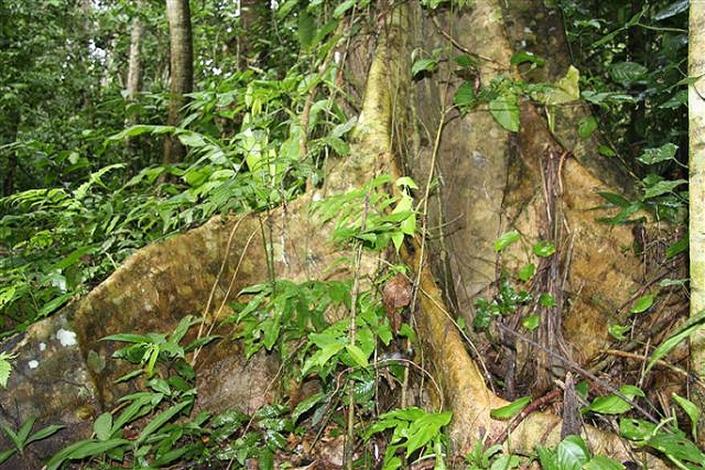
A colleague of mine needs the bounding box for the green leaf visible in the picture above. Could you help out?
[598,145,616,157]
[16,417,36,447]
[638,143,678,165]
[136,400,191,444]
[490,396,531,420]
[46,439,129,470]
[646,432,705,464]
[609,62,648,85]
[292,392,325,424]
[510,51,545,67]
[25,424,63,446]
[539,293,556,308]
[489,93,520,132]
[654,0,688,20]
[489,455,520,470]
[333,0,356,17]
[672,393,700,441]
[642,179,686,199]
[556,435,590,470]
[93,413,112,441]
[494,230,520,252]
[411,58,439,77]
[453,82,477,110]
[346,344,369,368]
[608,324,630,341]
[577,116,598,139]
[533,240,556,257]
[395,177,418,189]
[630,294,654,314]
[0,353,14,388]
[0,449,16,465]
[297,10,315,49]
[404,411,452,456]
[666,237,688,258]
[648,310,705,373]
[584,385,644,415]
[584,455,625,470]
[598,191,631,208]
[517,263,536,282]
[522,314,540,331]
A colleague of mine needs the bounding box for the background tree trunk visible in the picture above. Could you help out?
[163,0,193,164]
[689,0,705,445]
[125,14,144,104]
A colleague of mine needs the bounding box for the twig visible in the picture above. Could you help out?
[602,348,705,390]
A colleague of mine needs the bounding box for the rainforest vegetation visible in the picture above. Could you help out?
[0,0,701,468]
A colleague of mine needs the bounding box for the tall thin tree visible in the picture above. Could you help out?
[689,0,705,444]
[164,0,193,164]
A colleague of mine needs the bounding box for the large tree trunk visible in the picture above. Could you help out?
[689,0,705,445]
[163,0,193,164]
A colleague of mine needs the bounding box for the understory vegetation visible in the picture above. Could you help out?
[0,0,701,469]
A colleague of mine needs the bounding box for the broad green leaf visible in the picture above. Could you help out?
[630,294,654,314]
[404,411,452,456]
[536,446,559,470]
[654,0,688,20]
[453,82,476,110]
[533,240,556,257]
[608,324,630,341]
[494,230,520,252]
[578,116,598,139]
[93,413,112,441]
[292,392,325,423]
[584,385,644,415]
[556,435,590,470]
[610,62,648,85]
[647,310,705,373]
[346,344,369,368]
[517,263,536,282]
[620,418,657,441]
[638,143,678,165]
[598,145,616,157]
[672,393,700,441]
[646,432,705,464]
[490,455,520,470]
[510,51,545,67]
[490,396,531,420]
[395,177,418,189]
[539,293,556,308]
[642,179,686,199]
[584,455,625,470]
[489,93,520,132]
[297,10,315,49]
[522,314,540,331]
[411,58,439,77]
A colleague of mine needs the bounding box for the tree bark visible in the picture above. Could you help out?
[126,14,144,104]
[2,109,19,196]
[689,0,705,445]
[163,0,193,164]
